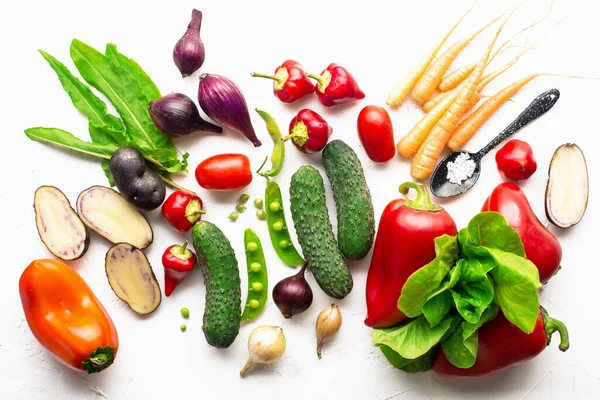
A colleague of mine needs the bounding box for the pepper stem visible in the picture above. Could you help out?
[251,72,281,82]
[398,182,443,212]
[81,346,116,374]
[184,199,206,223]
[541,306,569,352]
[179,241,189,254]
[306,71,331,93]
[281,121,309,147]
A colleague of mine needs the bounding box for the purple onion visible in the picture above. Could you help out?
[272,264,313,318]
[173,9,205,77]
[149,93,222,136]
[198,73,262,147]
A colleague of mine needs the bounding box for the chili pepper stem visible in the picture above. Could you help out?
[281,122,309,147]
[179,241,188,254]
[81,346,116,374]
[541,306,570,352]
[306,71,332,93]
[399,182,443,212]
[251,72,281,82]
[90,354,108,367]
[184,199,206,223]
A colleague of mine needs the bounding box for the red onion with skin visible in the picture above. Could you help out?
[272,264,313,318]
[173,9,205,77]
[198,73,262,147]
[149,93,222,136]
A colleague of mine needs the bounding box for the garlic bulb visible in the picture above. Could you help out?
[240,325,286,376]
[316,304,342,359]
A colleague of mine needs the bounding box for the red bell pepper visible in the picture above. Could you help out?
[433,307,569,378]
[308,63,365,107]
[251,60,315,103]
[162,241,197,297]
[161,190,205,232]
[365,182,457,328]
[282,109,332,154]
[481,182,562,284]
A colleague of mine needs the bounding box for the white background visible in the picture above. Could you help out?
[1,0,598,398]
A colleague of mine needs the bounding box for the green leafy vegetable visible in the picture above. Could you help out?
[422,291,453,328]
[450,259,495,324]
[465,212,525,257]
[25,127,119,159]
[379,345,437,372]
[373,315,455,360]
[398,235,458,318]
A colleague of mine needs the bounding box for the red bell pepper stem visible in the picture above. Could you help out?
[541,306,569,351]
[251,60,315,103]
[398,182,443,212]
[184,199,206,223]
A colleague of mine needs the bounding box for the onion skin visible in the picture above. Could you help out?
[198,73,262,147]
[173,9,205,77]
[272,264,313,318]
[149,93,222,136]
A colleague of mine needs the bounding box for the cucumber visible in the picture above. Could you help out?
[289,165,353,299]
[322,140,375,260]
[192,221,241,348]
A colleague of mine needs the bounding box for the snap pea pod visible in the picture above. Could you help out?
[241,229,268,322]
[256,109,285,177]
[265,180,305,268]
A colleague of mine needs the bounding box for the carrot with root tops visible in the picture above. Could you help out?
[385,1,477,107]
[410,9,516,180]
[411,14,503,105]
[397,80,468,157]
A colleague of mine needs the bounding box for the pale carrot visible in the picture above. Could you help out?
[385,1,477,107]
[410,10,515,180]
[411,14,503,105]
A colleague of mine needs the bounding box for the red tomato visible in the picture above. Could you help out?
[195,154,252,190]
[495,139,537,181]
[357,105,395,162]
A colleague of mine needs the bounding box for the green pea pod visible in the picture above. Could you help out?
[256,109,285,177]
[265,180,305,268]
[241,229,268,322]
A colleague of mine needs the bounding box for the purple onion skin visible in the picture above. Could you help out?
[272,264,313,318]
[173,9,206,77]
[198,73,262,147]
[149,93,222,136]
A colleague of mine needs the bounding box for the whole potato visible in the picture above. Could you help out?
[109,147,166,211]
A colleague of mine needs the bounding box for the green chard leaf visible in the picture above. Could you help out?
[25,127,118,159]
[379,345,437,373]
[486,247,541,333]
[398,235,459,318]
[373,315,455,360]
[450,259,495,324]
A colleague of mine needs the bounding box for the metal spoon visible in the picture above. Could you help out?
[430,88,560,198]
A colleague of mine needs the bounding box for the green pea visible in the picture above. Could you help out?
[279,240,290,249]
[251,282,264,292]
[228,212,239,221]
[254,198,264,209]
[180,308,190,319]
[248,299,260,309]
[180,324,187,332]
[247,241,258,252]
[236,204,247,213]
[256,210,266,220]
[250,262,262,272]
[239,194,250,203]
[269,201,281,212]
[272,221,284,231]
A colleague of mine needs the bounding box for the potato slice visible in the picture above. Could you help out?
[545,143,589,228]
[77,186,153,249]
[34,186,89,260]
[105,243,161,315]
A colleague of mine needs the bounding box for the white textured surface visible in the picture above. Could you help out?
[1,0,599,398]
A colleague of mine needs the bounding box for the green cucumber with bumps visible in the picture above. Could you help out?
[289,165,353,299]
[192,221,241,348]
[322,140,375,260]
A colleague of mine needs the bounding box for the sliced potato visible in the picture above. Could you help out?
[77,186,153,249]
[34,186,90,260]
[105,243,161,315]
[545,143,589,228]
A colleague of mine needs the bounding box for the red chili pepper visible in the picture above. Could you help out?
[481,182,562,284]
[282,109,332,154]
[251,60,315,103]
[307,63,365,107]
[495,139,537,181]
[161,190,205,232]
[162,241,197,297]
[433,307,569,378]
[365,182,457,328]
[357,105,395,162]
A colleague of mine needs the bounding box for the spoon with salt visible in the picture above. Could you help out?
[430,88,560,198]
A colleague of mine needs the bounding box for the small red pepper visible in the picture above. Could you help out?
[495,139,537,181]
[282,109,332,154]
[433,307,569,378]
[162,241,197,297]
[251,60,315,103]
[365,182,457,328]
[161,190,205,232]
[307,63,365,107]
[481,182,562,284]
